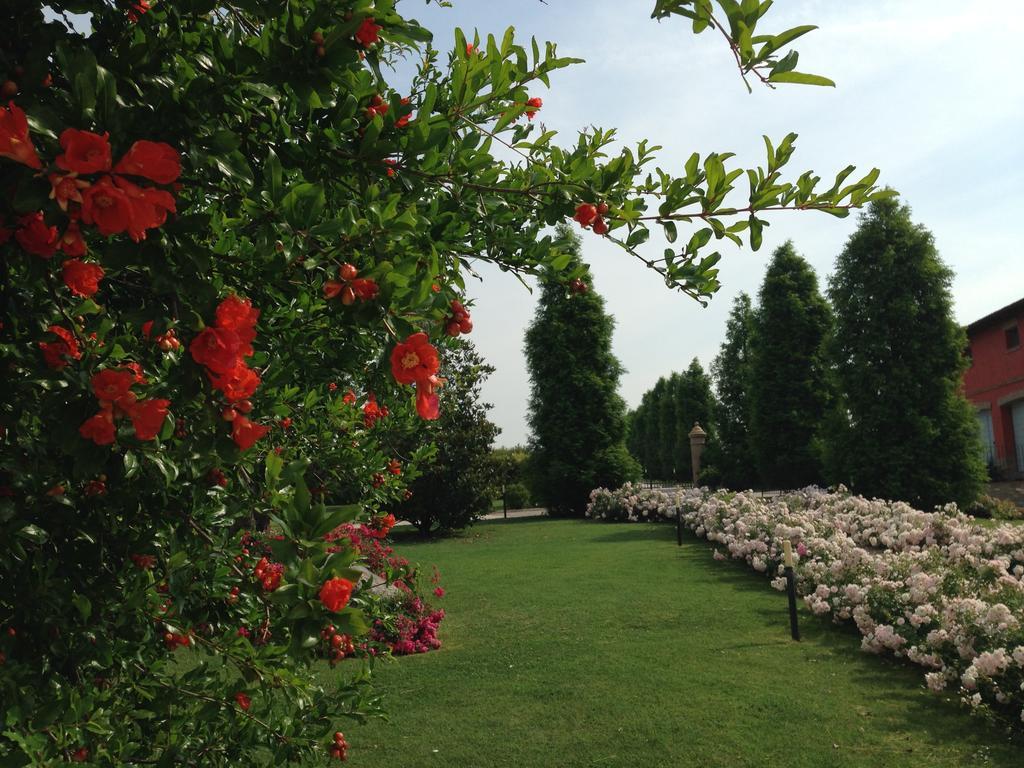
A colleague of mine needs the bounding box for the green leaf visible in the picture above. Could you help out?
[768,71,835,87]
[281,184,326,230]
[214,151,255,186]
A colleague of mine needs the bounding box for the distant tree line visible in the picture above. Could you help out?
[626,198,985,509]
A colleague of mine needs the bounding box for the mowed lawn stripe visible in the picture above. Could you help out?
[322,519,1020,768]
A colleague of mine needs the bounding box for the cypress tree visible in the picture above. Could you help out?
[658,374,680,480]
[827,198,985,508]
[524,227,640,515]
[711,293,758,488]
[749,242,833,488]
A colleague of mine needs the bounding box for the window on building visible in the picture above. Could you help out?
[1007,324,1021,350]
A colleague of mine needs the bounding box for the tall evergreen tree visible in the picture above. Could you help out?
[749,242,833,488]
[657,375,680,480]
[827,198,985,508]
[711,293,758,488]
[525,227,640,515]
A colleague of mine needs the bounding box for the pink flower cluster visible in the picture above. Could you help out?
[588,483,1024,725]
[371,604,445,655]
[324,520,446,657]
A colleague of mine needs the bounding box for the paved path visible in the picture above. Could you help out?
[481,507,547,521]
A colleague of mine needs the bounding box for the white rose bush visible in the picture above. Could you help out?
[586,484,1024,724]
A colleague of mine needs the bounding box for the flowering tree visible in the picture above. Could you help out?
[0,0,890,764]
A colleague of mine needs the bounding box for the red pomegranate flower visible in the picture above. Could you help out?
[573,203,598,228]
[215,295,258,355]
[208,362,260,402]
[233,692,251,711]
[350,277,379,301]
[0,102,42,169]
[127,398,170,441]
[15,212,59,258]
[63,258,104,297]
[355,17,381,47]
[49,173,90,211]
[59,222,88,257]
[81,177,135,236]
[91,369,135,403]
[79,409,116,445]
[39,325,81,370]
[112,175,176,242]
[113,139,181,184]
[416,383,440,420]
[231,416,269,451]
[390,332,439,385]
[56,128,112,174]
[189,326,242,374]
[319,577,355,612]
[525,96,542,120]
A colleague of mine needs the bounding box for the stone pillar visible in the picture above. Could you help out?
[688,422,707,486]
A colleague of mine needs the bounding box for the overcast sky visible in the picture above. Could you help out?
[395,0,1024,447]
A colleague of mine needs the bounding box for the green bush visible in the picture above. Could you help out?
[504,483,532,510]
[968,494,1024,520]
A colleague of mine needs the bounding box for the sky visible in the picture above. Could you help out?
[391,0,1024,447]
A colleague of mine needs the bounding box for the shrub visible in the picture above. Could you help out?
[504,482,532,510]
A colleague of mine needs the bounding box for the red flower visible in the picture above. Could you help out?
[573,203,597,228]
[15,212,59,258]
[395,97,412,128]
[350,278,379,301]
[62,258,104,297]
[59,222,88,257]
[49,173,90,211]
[0,102,42,169]
[80,409,116,445]
[56,128,112,174]
[390,332,439,385]
[190,326,242,374]
[39,325,81,370]
[91,369,135,403]
[416,385,440,420]
[123,362,147,384]
[355,17,381,47]
[525,96,542,120]
[127,398,169,441]
[342,389,356,404]
[215,295,258,355]
[112,175,176,242]
[131,553,156,570]
[319,577,354,612]
[81,177,135,236]
[234,691,251,711]
[113,140,181,184]
[232,416,269,451]
[433,587,445,598]
[208,362,260,402]
[323,280,343,299]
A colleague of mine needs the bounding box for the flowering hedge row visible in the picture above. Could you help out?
[586,484,1024,724]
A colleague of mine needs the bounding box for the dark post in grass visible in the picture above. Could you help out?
[783,540,800,641]
[676,508,683,546]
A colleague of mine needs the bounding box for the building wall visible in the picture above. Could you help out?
[965,308,1024,474]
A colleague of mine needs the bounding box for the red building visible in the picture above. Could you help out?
[964,297,1024,477]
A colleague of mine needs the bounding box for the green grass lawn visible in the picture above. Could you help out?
[321,519,1021,768]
